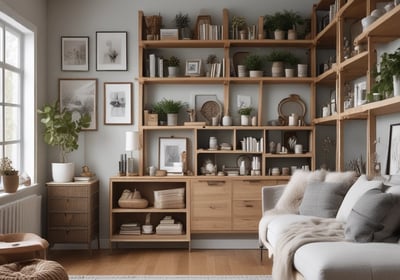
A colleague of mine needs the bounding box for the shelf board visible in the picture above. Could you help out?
[112,207,187,213]
[354,4,400,45]
[139,77,226,85]
[341,96,400,119]
[228,39,314,48]
[339,51,368,80]
[313,114,339,125]
[140,39,225,48]
[265,152,313,158]
[196,149,262,154]
[110,233,190,242]
[264,125,314,131]
[315,67,337,84]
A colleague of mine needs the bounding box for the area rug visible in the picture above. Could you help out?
[69,275,271,280]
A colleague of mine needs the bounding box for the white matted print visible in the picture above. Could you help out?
[61,36,89,71]
[104,82,133,125]
[159,137,187,174]
[96,31,127,71]
[59,79,97,130]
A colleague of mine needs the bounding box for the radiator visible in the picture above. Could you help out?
[0,195,42,235]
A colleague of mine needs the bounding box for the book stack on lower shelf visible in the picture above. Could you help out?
[156,216,183,235]
[154,188,185,209]
[120,223,141,235]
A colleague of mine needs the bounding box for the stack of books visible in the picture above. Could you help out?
[156,216,183,235]
[153,188,185,209]
[119,223,141,235]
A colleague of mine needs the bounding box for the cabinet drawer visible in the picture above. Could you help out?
[48,198,88,212]
[232,180,266,200]
[47,186,90,197]
[48,229,89,243]
[48,213,88,227]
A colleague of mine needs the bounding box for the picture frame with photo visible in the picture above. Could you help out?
[59,78,98,130]
[185,59,202,76]
[159,137,187,174]
[104,82,133,125]
[386,123,400,175]
[96,31,127,71]
[61,36,89,71]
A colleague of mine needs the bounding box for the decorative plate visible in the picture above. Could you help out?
[200,100,222,125]
[277,94,307,125]
[237,155,251,169]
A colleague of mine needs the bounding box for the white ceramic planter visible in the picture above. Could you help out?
[168,66,178,77]
[272,61,284,77]
[241,115,250,126]
[249,70,263,77]
[52,162,74,183]
[285,68,295,77]
[222,115,232,126]
[287,29,297,40]
[274,29,285,40]
[297,64,308,77]
[394,75,400,97]
[167,113,178,126]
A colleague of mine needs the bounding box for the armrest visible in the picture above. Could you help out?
[261,184,286,214]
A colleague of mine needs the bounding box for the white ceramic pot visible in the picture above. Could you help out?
[287,29,297,40]
[394,75,400,97]
[249,70,263,77]
[241,115,250,126]
[271,61,284,77]
[52,162,74,183]
[274,29,285,40]
[297,64,308,77]
[167,113,178,126]
[168,66,178,77]
[285,68,295,77]
[222,115,232,126]
[237,65,247,77]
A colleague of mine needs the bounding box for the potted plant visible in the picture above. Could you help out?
[373,47,400,98]
[284,53,300,77]
[0,157,19,193]
[38,100,91,182]
[264,10,304,40]
[166,55,180,77]
[238,106,253,126]
[175,12,192,39]
[231,15,247,39]
[154,98,186,126]
[244,54,266,77]
[266,50,290,77]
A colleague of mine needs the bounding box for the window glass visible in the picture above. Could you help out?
[4,69,20,104]
[5,28,20,68]
[5,106,19,141]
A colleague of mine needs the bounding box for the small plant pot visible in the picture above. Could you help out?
[222,115,232,126]
[274,29,285,40]
[168,66,178,77]
[285,68,295,77]
[297,64,308,77]
[271,61,284,77]
[239,30,248,40]
[249,70,263,77]
[2,175,19,193]
[287,29,297,40]
[237,65,247,77]
[52,162,74,183]
[167,113,178,126]
[241,115,250,126]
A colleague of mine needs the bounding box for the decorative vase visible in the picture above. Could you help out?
[249,70,263,77]
[241,115,250,126]
[274,29,285,40]
[179,27,192,40]
[237,65,247,77]
[222,115,232,126]
[2,174,19,193]
[297,64,308,77]
[167,113,178,126]
[285,68,295,77]
[393,75,400,97]
[287,29,297,40]
[52,162,74,183]
[168,66,178,77]
[271,61,284,77]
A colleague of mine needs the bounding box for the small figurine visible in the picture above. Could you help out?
[81,165,95,177]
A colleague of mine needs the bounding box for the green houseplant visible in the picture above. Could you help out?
[238,106,253,126]
[244,54,266,77]
[266,50,299,77]
[372,47,400,98]
[0,157,19,193]
[264,10,304,39]
[154,98,186,126]
[166,55,180,77]
[38,100,91,182]
[175,12,192,39]
[231,15,247,39]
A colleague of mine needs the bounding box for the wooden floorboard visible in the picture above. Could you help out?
[48,249,272,275]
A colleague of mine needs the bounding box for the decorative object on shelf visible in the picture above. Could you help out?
[209,136,218,150]
[159,137,187,175]
[79,165,96,178]
[386,123,400,175]
[240,136,263,152]
[277,94,306,126]
[118,189,149,209]
[201,159,217,175]
[232,51,249,77]
[354,81,367,106]
[269,141,277,154]
[0,157,19,193]
[288,113,299,126]
[195,15,211,40]
[96,31,127,71]
[125,131,139,176]
[263,10,304,40]
[174,12,192,40]
[200,100,222,126]
[343,37,351,60]
[38,99,91,183]
[222,115,232,126]
[104,82,133,125]
[238,106,253,126]
[330,89,337,114]
[372,47,400,98]
[144,14,162,40]
[185,58,202,76]
[244,54,266,77]
[295,144,303,154]
[287,136,297,152]
[166,55,180,77]
[266,50,298,77]
[297,63,308,77]
[61,36,89,71]
[153,98,186,126]
[231,15,247,39]
[237,155,251,176]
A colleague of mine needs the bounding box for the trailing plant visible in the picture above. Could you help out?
[238,106,253,115]
[154,98,186,114]
[0,157,18,176]
[175,12,190,28]
[372,47,400,95]
[38,100,91,163]
[244,54,266,71]
[166,55,180,67]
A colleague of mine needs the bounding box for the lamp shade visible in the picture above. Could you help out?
[125,131,139,152]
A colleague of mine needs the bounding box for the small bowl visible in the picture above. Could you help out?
[370,8,385,18]
[361,15,378,30]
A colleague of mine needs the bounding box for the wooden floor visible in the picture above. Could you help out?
[48,249,272,275]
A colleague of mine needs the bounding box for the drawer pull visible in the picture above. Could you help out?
[242,180,261,183]
[199,180,226,186]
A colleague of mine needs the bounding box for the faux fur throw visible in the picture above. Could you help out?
[272,218,345,280]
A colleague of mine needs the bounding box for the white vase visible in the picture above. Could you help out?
[168,66,178,77]
[285,68,295,77]
[249,70,263,77]
[241,115,250,126]
[271,61,284,77]
[167,113,178,126]
[237,65,247,77]
[297,64,308,77]
[393,75,400,97]
[52,162,74,182]
[222,115,232,126]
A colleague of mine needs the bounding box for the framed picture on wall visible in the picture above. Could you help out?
[159,137,187,174]
[59,78,98,130]
[104,82,133,125]
[61,36,89,71]
[386,123,400,175]
[96,31,127,71]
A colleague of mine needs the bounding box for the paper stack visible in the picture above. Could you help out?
[119,223,141,235]
[154,188,185,209]
[156,216,183,235]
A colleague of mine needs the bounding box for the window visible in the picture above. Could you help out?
[0,10,35,190]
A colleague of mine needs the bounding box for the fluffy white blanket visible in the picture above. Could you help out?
[272,218,345,280]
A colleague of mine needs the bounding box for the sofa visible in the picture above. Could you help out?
[258,170,400,280]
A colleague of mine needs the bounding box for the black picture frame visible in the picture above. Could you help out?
[96,31,127,71]
[386,123,400,175]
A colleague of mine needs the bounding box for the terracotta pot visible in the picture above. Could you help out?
[2,174,19,193]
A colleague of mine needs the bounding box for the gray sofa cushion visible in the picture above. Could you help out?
[299,181,349,218]
[345,188,400,242]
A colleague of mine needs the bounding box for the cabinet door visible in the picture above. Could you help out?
[191,179,231,231]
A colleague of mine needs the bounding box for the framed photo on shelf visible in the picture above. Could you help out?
[59,78,98,130]
[61,36,89,71]
[386,123,400,175]
[96,31,127,71]
[159,137,187,174]
[185,59,202,76]
[104,82,133,125]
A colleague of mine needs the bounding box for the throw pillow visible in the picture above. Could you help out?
[275,169,326,213]
[345,188,400,242]
[299,181,350,218]
[336,175,384,222]
[325,170,356,188]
